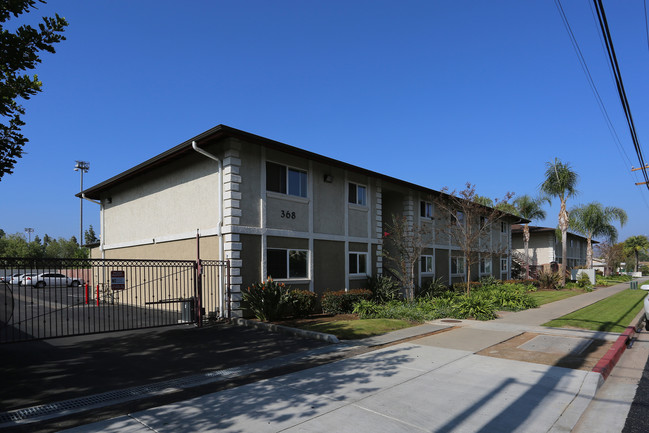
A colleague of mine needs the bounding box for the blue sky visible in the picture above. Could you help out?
[2,1,648,244]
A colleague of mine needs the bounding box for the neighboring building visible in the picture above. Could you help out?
[80,125,522,317]
[511,225,593,273]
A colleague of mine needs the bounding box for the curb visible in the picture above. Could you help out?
[592,312,646,381]
[232,318,341,344]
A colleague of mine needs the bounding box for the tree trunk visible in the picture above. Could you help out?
[466,261,471,296]
[558,199,569,286]
[586,234,593,269]
[635,250,640,273]
[523,224,530,279]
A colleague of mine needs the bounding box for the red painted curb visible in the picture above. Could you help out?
[592,325,637,380]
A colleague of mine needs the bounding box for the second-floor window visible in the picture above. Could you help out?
[420,201,433,219]
[266,162,307,198]
[348,182,367,206]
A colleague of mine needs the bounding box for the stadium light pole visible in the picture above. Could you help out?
[24,227,34,242]
[74,161,89,245]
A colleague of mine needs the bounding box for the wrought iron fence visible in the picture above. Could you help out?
[0,258,229,343]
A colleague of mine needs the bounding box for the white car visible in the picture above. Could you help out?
[22,273,81,288]
[8,273,27,285]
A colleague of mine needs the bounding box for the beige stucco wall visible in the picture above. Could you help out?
[99,236,220,260]
[102,152,221,247]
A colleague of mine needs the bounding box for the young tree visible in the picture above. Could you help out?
[514,195,549,279]
[540,158,578,286]
[624,235,649,273]
[383,214,430,301]
[569,202,627,268]
[596,241,625,276]
[0,1,68,180]
[433,183,514,295]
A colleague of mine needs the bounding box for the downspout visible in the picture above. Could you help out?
[80,193,103,258]
[192,141,225,318]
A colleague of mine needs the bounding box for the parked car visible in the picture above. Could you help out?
[22,273,81,288]
[9,273,27,285]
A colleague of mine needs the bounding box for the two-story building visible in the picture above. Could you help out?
[80,125,522,317]
[511,225,592,274]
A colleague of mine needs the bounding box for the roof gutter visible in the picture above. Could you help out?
[192,141,225,318]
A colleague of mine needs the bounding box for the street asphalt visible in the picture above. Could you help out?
[1,278,647,433]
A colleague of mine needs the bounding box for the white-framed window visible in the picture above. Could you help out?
[266,161,308,198]
[456,210,465,225]
[420,255,434,274]
[480,257,492,275]
[348,182,367,206]
[349,252,368,275]
[420,201,433,219]
[451,256,465,276]
[501,221,507,233]
[500,257,508,272]
[267,248,309,279]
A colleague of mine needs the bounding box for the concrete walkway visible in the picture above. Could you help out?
[57,279,647,433]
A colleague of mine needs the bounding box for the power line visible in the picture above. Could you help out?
[554,0,635,169]
[592,0,649,189]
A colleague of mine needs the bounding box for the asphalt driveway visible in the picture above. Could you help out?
[1,323,329,413]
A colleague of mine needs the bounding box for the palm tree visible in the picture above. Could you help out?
[624,235,649,272]
[540,158,578,285]
[514,195,549,279]
[569,202,627,268]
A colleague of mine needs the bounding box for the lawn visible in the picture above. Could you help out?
[543,289,647,333]
[528,289,585,306]
[299,318,415,340]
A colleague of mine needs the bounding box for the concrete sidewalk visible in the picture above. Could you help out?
[55,279,647,433]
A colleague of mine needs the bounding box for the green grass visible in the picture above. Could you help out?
[528,289,585,305]
[543,289,646,333]
[300,318,415,340]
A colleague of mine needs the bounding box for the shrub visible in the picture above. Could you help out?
[577,272,592,289]
[479,275,501,287]
[451,281,482,293]
[367,275,402,302]
[538,270,561,290]
[286,289,317,318]
[489,288,538,311]
[242,278,289,321]
[453,295,497,320]
[321,289,373,314]
[416,277,449,299]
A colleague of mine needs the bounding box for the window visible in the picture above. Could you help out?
[480,258,492,274]
[451,256,465,275]
[348,182,367,205]
[456,211,465,225]
[267,249,308,279]
[266,162,307,197]
[349,252,367,275]
[500,258,508,272]
[420,201,433,219]
[421,255,434,274]
[501,222,507,233]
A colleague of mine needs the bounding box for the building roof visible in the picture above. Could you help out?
[511,224,598,244]
[78,124,528,222]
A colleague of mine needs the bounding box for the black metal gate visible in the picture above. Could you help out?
[0,258,230,344]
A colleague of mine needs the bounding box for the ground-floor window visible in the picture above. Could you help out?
[480,257,492,275]
[420,255,434,274]
[500,257,508,272]
[267,248,308,279]
[451,256,465,276]
[349,252,367,275]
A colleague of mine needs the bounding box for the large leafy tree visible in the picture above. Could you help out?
[624,235,649,273]
[1,0,67,180]
[540,158,578,285]
[569,202,627,269]
[514,195,549,279]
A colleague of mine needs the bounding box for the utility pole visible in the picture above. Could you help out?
[74,161,89,245]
